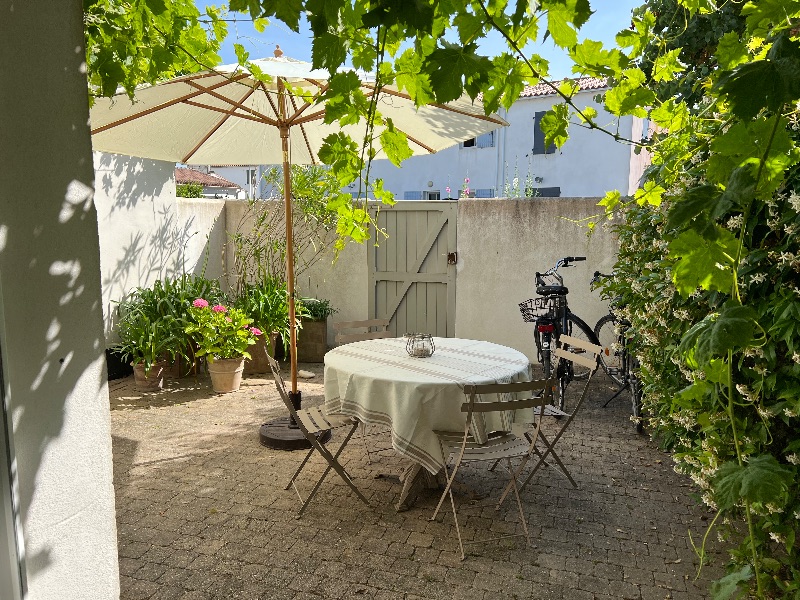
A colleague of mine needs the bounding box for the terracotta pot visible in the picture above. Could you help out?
[208,357,245,393]
[244,333,277,374]
[132,360,166,391]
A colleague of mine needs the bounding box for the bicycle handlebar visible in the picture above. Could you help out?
[535,256,588,287]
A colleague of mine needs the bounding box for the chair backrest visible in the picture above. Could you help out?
[554,334,601,375]
[333,318,391,345]
[461,380,552,414]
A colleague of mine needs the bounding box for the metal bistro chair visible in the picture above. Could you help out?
[430,378,553,560]
[267,355,369,518]
[498,333,601,507]
[333,318,391,345]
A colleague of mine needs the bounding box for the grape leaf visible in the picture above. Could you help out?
[714,61,787,120]
[540,104,570,149]
[652,49,685,82]
[668,227,738,297]
[716,31,748,70]
[379,120,413,166]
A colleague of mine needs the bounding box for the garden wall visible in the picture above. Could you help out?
[97,186,617,363]
[93,153,227,341]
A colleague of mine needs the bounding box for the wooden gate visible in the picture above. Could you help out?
[368,201,457,337]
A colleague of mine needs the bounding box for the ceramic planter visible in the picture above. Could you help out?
[208,356,245,393]
[132,360,167,391]
[296,319,328,363]
[244,333,277,374]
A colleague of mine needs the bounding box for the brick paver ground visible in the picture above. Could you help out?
[110,362,724,600]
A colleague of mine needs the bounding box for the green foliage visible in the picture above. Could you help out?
[184,301,258,360]
[299,297,337,321]
[83,0,225,101]
[176,183,203,198]
[113,275,224,372]
[592,2,800,597]
[233,279,294,353]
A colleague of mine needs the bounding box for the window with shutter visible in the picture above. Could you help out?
[532,111,557,155]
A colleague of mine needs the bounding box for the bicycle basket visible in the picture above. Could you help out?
[519,296,566,322]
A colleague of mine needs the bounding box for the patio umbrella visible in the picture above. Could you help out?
[90,54,507,428]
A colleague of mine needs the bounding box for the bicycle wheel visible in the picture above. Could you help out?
[629,358,644,434]
[563,313,597,381]
[594,314,625,387]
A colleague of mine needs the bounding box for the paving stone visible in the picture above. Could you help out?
[111,368,726,600]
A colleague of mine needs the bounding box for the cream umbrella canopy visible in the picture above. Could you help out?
[91,55,507,400]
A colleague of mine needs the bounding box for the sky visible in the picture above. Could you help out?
[200,0,643,80]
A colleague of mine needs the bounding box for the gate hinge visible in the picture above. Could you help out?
[447,252,458,265]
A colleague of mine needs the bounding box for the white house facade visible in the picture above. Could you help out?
[369,78,646,201]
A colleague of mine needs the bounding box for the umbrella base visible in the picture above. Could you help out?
[259,416,331,450]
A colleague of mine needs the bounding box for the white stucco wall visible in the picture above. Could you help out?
[1,1,120,598]
[455,198,618,363]
[500,94,634,198]
[224,200,369,344]
[93,152,226,341]
[369,90,636,202]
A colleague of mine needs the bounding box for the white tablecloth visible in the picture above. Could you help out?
[324,337,532,473]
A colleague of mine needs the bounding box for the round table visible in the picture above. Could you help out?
[324,337,532,475]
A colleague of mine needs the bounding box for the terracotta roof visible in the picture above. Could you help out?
[175,168,240,188]
[520,77,608,98]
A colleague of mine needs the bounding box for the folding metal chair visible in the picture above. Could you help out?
[333,318,391,345]
[267,355,369,518]
[430,379,552,560]
[498,334,601,506]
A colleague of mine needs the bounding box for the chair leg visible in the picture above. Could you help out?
[360,421,374,465]
[448,486,466,560]
[507,458,530,545]
[285,446,316,491]
[295,423,370,518]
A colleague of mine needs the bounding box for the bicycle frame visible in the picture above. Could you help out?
[522,256,595,410]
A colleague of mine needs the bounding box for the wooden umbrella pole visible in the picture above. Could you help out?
[278,80,299,395]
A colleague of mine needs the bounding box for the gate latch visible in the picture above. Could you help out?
[447,252,458,265]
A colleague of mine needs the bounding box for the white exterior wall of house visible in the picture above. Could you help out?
[212,165,272,198]
[1,2,120,598]
[94,153,227,341]
[369,87,639,200]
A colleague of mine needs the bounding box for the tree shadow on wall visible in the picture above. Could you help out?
[95,153,170,212]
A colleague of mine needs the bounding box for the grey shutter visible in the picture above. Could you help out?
[533,111,557,155]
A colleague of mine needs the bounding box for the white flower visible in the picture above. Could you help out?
[769,532,786,544]
[726,215,744,229]
[749,273,766,285]
[787,453,800,465]
[789,192,800,212]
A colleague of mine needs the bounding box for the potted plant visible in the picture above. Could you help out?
[234,278,293,373]
[297,298,337,363]
[158,274,225,378]
[113,297,180,391]
[184,299,260,393]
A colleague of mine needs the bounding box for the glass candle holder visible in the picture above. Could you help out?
[405,333,435,358]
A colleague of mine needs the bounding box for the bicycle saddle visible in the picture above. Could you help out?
[537,285,568,296]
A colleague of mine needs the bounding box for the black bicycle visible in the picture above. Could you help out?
[519,256,599,412]
[591,272,644,433]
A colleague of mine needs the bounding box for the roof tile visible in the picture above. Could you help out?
[175,168,240,188]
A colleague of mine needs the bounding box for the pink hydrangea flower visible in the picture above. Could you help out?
[192,298,209,308]
[212,304,227,313]
[464,177,470,184]
[445,186,451,193]
[250,327,263,336]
